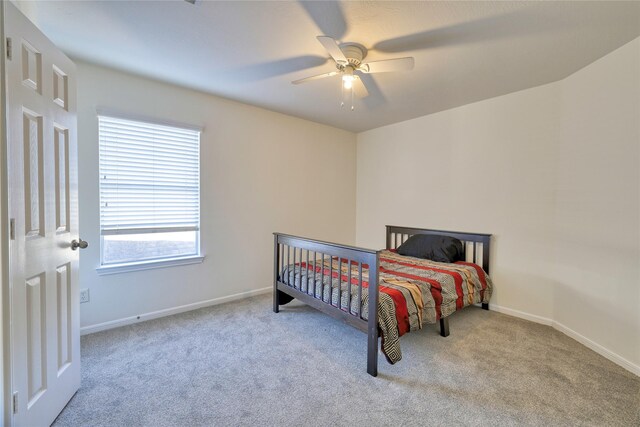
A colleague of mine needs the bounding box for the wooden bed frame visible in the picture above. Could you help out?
[273,225,492,377]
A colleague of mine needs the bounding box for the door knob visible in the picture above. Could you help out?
[71,239,88,250]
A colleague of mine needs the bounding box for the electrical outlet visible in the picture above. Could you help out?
[80,288,90,304]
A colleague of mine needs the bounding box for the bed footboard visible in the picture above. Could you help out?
[273,233,380,377]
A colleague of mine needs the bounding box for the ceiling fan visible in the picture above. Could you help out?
[292,36,415,106]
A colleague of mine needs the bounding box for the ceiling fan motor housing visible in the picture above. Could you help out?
[340,43,367,67]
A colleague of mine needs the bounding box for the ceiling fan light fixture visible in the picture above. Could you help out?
[342,66,355,89]
[342,75,354,89]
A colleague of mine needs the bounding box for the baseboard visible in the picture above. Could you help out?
[487,304,639,377]
[488,304,553,326]
[80,287,272,335]
[551,321,640,377]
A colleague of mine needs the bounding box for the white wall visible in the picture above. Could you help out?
[76,62,357,329]
[356,82,561,320]
[356,38,640,372]
[554,39,640,370]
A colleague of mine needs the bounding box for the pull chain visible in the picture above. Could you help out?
[351,84,355,111]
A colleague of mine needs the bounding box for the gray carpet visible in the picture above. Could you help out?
[53,294,640,426]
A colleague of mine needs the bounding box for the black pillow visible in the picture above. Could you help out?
[396,234,463,263]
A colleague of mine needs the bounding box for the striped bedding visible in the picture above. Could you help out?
[281,249,492,364]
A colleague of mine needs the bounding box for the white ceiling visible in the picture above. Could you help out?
[15,1,640,132]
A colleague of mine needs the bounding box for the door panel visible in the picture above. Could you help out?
[6,2,80,426]
[53,125,69,233]
[25,272,46,406]
[56,263,71,375]
[22,109,44,238]
[20,41,41,93]
[52,66,67,110]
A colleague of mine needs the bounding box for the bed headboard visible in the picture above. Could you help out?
[385,225,492,273]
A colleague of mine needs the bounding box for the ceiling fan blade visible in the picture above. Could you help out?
[300,1,348,40]
[353,76,369,98]
[291,71,339,85]
[358,74,387,108]
[317,36,348,65]
[372,8,570,54]
[221,55,329,82]
[359,57,415,74]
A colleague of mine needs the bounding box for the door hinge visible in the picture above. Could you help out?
[12,392,18,414]
[10,218,16,240]
[6,37,12,60]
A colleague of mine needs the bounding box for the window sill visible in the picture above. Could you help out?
[96,255,205,276]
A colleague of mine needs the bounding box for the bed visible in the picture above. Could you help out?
[273,225,493,377]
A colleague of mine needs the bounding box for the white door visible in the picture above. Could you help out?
[5,3,81,426]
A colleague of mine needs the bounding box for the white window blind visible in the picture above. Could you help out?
[98,115,201,266]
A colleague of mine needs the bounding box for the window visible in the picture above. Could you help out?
[98,114,201,271]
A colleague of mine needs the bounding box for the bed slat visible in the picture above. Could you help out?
[358,262,363,319]
[286,245,290,285]
[346,258,352,315]
[312,251,316,298]
[329,254,334,306]
[336,257,341,308]
[304,251,310,293]
[294,247,298,289]
[321,253,325,301]
[472,242,476,264]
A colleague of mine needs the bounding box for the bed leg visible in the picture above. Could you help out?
[482,303,489,311]
[273,289,294,313]
[273,289,280,313]
[273,235,280,313]
[439,317,450,337]
[367,328,379,377]
[367,255,380,377]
